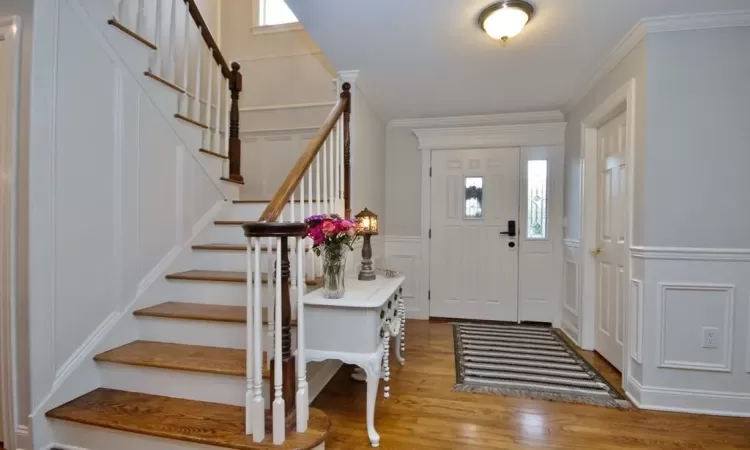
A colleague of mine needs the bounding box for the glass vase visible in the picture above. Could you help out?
[322,245,348,299]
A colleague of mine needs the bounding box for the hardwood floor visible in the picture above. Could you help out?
[312,321,750,449]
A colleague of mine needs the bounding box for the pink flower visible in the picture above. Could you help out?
[340,220,353,230]
[346,227,356,237]
[321,221,336,236]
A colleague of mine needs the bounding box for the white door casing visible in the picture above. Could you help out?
[429,148,520,321]
[594,112,627,371]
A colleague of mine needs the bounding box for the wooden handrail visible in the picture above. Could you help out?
[184,0,231,79]
[259,83,351,221]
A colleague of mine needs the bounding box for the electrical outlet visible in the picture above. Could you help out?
[702,327,720,348]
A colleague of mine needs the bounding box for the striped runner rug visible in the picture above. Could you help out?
[453,323,632,409]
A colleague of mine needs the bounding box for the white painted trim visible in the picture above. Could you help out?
[630,246,750,262]
[562,260,578,317]
[239,101,336,113]
[629,279,643,364]
[563,238,580,248]
[560,320,580,346]
[389,110,564,129]
[564,10,750,112]
[252,22,303,35]
[413,123,566,150]
[418,150,431,320]
[384,236,421,244]
[240,126,320,137]
[579,79,636,382]
[656,282,735,372]
[234,50,323,64]
[0,15,21,450]
[635,383,750,417]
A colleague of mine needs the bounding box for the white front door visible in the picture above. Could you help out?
[429,148,520,321]
[594,112,627,371]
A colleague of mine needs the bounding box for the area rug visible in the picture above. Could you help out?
[453,322,632,409]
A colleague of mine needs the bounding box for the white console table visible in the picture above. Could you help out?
[303,275,406,448]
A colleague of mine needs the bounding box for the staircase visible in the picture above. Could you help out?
[43,1,350,448]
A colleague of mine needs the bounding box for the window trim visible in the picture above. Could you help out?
[253,0,302,35]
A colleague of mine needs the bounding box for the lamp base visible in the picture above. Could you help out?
[358,270,376,281]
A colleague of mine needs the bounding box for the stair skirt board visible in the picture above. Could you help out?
[136,316,297,351]
[50,416,326,450]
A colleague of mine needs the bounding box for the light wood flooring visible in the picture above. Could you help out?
[312,320,750,449]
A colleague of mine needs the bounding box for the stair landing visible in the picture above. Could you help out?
[47,388,330,450]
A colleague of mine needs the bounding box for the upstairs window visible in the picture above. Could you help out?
[259,0,298,26]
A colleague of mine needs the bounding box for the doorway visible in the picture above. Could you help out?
[580,79,636,376]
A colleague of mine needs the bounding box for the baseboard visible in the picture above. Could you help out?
[634,379,750,417]
[308,360,343,403]
[15,424,31,450]
[560,320,580,346]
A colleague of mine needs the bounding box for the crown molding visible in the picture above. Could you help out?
[388,110,564,129]
[564,10,750,113]
[413,122,566,150]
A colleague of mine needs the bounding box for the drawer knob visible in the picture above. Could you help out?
[380,311,385,318]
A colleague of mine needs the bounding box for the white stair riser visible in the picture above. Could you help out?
[210,224,246,244]
[220,202,309,221]
[196,153,225,180]
[159,280,302,307]
[136,316,297,351]
[191,249,315,273]
[98,362,264,407]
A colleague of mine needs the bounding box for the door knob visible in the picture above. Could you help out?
[590,247,602,256]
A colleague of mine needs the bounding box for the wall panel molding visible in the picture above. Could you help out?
[629,278,643,363]
[384,236,422,318]
[631,246,750,262]
[389,110,564,129]
[563,260,579,317]
[657,282,735,372]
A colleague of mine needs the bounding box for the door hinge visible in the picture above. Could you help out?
[428,290,431,300]
[429,229,432,239]
[429,167,432,177]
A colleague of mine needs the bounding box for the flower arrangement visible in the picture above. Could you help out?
[304,214,360,298]
[304,214,361,256]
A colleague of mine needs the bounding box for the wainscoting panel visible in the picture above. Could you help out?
[657,282,735,372]
[629,278,643,364]
[384,236,423,319]
[562,239,581,344]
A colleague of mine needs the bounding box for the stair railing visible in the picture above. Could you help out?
[241,83,351,444]
[109,0,244,183]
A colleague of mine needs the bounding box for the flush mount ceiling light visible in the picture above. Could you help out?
[478,0,534,41]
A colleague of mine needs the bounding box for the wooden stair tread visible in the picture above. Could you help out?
[192,243,311,252]
[94,340,267,378]
[46,388,330,450]
[144,71,185,94]
[166,270,320,286]
[221,177,245,185]
[134,302,297,326]
[199,148,229,159]
[233,200,320,204]
[107,18,157,50]
[174,113,209,129]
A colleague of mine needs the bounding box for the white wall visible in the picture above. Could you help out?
[384,127,422,236]
[28,0,227,446]
[220,0,337,199]
[564,25,750,416]
[0,0,34,443]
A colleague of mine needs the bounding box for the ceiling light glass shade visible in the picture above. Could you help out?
[479,1,534,41]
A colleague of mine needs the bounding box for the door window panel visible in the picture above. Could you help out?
[527,160,548,239]
[464,177,483,218]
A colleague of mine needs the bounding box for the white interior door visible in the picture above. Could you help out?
[429,148,520,321]
[594,112,627,371]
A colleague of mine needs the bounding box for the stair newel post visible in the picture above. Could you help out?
[228,62,244,184]
[341,82,352,219]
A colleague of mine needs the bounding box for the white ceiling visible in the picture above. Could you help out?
[285,0,750,120]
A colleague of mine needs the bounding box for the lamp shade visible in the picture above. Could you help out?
[355,208,379,235]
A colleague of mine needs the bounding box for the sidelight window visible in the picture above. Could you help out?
[527,160,548,239]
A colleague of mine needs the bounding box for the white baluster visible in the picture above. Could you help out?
[316,153,321,215]
[272,239,285,445]
[167,0,177,82]
[306,170,315,280]
[323,139,328,214]
[179,5,190,115]
[136,0,145,35]
[334,125,340,209]
[224,79,230,157]
[266,236,274,368]
[296,235,308,431]
[338,116,344,208]
[383,328,390,399]
[251,238,265,441]
[245,237,254,434]
[193,30,203,122]
[328,134,335,213]
[150,0,162,75]
[213,74,223,152]
[204,51,214,150]
[114,0,125,23]
[290,192,295,286]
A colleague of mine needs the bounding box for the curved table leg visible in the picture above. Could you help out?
[365,371,381,447]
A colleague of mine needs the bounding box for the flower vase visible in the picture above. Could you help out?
[322,245,348,299]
